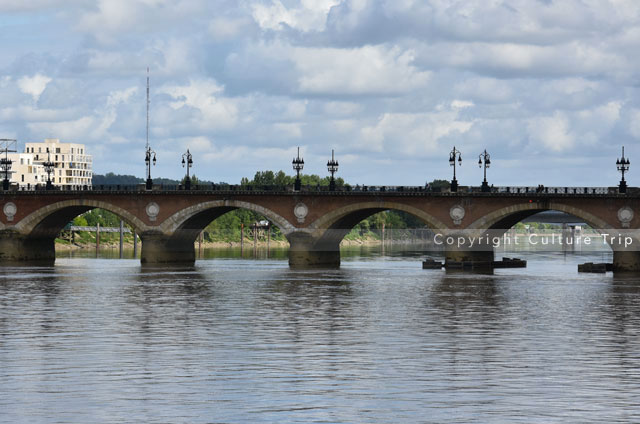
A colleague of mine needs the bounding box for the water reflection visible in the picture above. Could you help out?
[2,253,640,423]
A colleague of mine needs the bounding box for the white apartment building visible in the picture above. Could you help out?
[5,152,47,188]
[21,138,93,189]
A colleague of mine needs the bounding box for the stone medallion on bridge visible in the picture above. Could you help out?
[146,202,160,222]
[3,202,16,222]
[449,205,465,226]
[618,207,634,228]
[294,202,308,223]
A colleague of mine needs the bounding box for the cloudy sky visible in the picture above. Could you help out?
[2,0,640,187]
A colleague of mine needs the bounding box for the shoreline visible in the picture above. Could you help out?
[55,237,386,250]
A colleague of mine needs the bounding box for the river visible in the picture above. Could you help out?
[1,247,639,423]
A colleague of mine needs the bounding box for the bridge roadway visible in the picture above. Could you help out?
[1,185,640,272]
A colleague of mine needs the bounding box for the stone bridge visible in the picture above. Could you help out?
[1,188,639,271]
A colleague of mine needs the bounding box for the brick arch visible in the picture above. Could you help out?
[158,200,295,236]
[308,201,449,235]
[466,201,615,231]
[15,199,149,236]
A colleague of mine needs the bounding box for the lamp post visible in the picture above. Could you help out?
[449,146,462,192]
[617,146,630,194]
[0,156,11,191]
[43,148,55,190]
[327,149,339,191]
[478,149,491,192]
[0,138,16,191]
[145,146,156,190]
[182,149,193,190]
[292,146,304,191]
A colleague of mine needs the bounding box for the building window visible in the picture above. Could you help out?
[21,175,24,182]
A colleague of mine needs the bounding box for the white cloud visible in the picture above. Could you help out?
[208,16,253,41]
[359,106,474,155]
[17,74,52,102]
[323,101,362,116]
[273,122,303,139]
[628,109,640,140]
[251,0,340,32]
[4,1,640,184]
[0,0,77,12]
[454,77,513,103]
[451,100,474,109]
[159,79,238,130]
[293,45,430,95]
[27,116,95,141]
[527,112,574,152]
[75,0,205,44]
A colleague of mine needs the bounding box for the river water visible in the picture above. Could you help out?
[1,248,639,423]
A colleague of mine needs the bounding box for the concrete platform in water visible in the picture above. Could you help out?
[577,262,613,273]
[422,257,527,270]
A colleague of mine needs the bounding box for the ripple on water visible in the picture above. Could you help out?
[0,252,639,423]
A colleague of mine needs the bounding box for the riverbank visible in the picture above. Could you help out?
[54,235,385,250]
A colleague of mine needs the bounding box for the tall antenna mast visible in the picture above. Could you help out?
[146,67,150,150]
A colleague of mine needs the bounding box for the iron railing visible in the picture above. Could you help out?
[1,183,629,195]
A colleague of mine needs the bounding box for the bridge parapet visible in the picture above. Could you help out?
[2,184,636,196]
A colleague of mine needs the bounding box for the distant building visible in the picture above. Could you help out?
[19,138,93,189]
[8,152,47,187]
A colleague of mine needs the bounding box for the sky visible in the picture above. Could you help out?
[1,0,640,187]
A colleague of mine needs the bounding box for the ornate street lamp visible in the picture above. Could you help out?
[617,146,630,194]
[327,149,339,191]
[0,138,16,191]
[478,149,491,192]
[449,146,462,192]
[145,146,156,190]
[43,148,55,190]
[292,146,304,191]
[182,148,193,190]
[0,157,11,191]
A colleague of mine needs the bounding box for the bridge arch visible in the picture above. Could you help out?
[139,200,296,264]
[438,200,623,265]
[309,201,449,235]
[288,201,449,268]
[15,199,149,237]
[466,201,614,231]
[158,200,295,237]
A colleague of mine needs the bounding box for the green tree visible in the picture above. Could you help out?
[181,174,202,186]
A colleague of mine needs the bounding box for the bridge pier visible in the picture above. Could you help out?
[140,233,196,265]
[445,247,494,264]
[287,232,341,268]
[612,251,640,273]
[0,231,55,264]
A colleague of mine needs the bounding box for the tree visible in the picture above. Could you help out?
[252,171,275,185]
[181,174,201,186]
[427,179,450,190]
[274,170,292,186]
